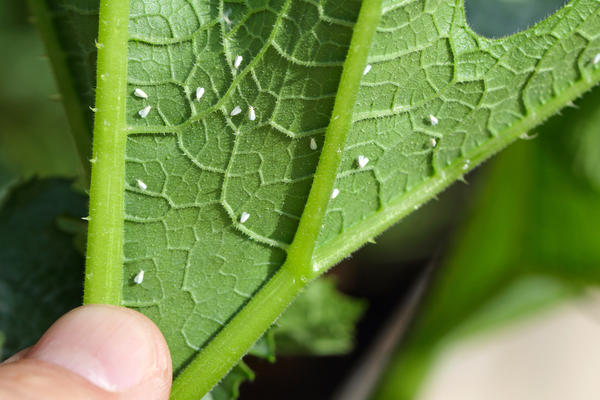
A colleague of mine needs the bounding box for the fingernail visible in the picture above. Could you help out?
[26,305,164,392]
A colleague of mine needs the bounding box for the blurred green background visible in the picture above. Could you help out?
[0,3,81,186]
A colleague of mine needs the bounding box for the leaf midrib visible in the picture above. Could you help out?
[83,0,130,305]
[169,0,384,398]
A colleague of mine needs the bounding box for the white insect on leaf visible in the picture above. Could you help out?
[331,188,340,199]
[429,138,438,148]
[230,106,242,116]
[248,106,256,121]
[363,64,372,76]
[134,88,148,99]
[138,105,151,118]
[196,87,205,101]
[234,55,243,69]
[520,132,539,140]
[462,159,471,171]
[133,270,144,285]
[240,212,250,224]
[428,114,439,126]
[594,53,600,65]
[310,137,317,150]
[136,179,148,191]
[357,155,369,168]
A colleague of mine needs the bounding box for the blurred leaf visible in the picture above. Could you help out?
[26,0,101,181]
[0,170,18,207]
[0,2,82,179]
[573,118,600,191]
[28,0,99,137]
[274,277,366,356]
[374,87,600,400]
[204,278,365,400]
[248,332,276,362]
[0,178,86,359]
[201,363,254,400]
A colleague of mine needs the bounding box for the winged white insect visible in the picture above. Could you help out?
[240,212,250,223]
[138,105,151,118]
[134,88,148,99]
[357,155,369,168]
[230,106,242,116]
[234,55,243,69]
[133,270,144,284]
[196,87,205,101]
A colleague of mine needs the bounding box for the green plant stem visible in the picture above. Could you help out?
[285,0,383,279]
[27,0,92,184]
[170,0,382,398]
[312,64,600,274]
[170,267,303,399]
[83,0,130,305]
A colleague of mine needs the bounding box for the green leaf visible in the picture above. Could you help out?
[38,0,600,397]
[274,277,366,356]
[374,87,600,400]
[247,333,275,362]
[197,276,363,400]
[0,179,86,359]
[0,6,84,181]
[28,0,100,181]
[201,363,253,400]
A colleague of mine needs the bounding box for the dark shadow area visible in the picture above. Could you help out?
[465,0,570,38]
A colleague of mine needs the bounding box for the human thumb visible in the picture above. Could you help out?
[0,305,172,400]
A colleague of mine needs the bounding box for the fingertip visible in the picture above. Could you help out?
[25,305,171,399]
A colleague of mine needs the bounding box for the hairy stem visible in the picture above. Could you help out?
[170,0,383,398]
[83,0,130,305]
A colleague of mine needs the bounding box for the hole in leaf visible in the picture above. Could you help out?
[465,0,570,38]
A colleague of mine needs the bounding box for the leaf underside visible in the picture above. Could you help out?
[121,0,361,372]
[41,0,600,387]
[0,179,86,359]
[114,0,600,374]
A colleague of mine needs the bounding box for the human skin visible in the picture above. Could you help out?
[0,305,172,400]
